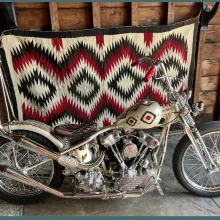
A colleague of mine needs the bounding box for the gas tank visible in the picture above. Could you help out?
[116,100,163,129]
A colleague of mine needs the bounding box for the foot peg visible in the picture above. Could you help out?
[156,183,164,196]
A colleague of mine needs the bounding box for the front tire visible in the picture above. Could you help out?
[0,130,64,204]
[173,122,220,197]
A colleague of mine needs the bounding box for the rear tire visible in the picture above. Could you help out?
[0,130,64,204]
[173,122,220,197]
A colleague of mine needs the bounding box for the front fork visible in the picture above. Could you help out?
[180,115,217,171]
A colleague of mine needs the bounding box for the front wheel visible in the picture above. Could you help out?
[173,122,220,197]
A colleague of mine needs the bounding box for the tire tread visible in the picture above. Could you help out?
[173,122,220,197]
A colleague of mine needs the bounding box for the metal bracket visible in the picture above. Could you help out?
[201,2,220,30]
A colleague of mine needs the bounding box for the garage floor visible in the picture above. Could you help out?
[1,134,220,216]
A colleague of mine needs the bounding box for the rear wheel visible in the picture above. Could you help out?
[0,130,64,204]
[173,122,220,197]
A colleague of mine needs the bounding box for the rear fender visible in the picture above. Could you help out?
[2,120,64,151]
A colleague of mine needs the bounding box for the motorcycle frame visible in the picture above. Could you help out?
[0,54,172,199]
[0,58,171,179]
[0,59,213,176]
[0,56,217,198]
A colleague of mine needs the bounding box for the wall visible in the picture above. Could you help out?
[1,2,219,123]
[12,2,201,29]
[200,3,220,121]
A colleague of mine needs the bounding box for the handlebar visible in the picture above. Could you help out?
[131,56,155,67]
[131,56,174,96]
[131,56,191,108]
[144,66,157,83]
[131,56,157,82]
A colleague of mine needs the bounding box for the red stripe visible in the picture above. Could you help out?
[154,39,187,63]
[144,33,153,47]
[12,49,102,82]
[96,35,104,49]
[52,38,63,52]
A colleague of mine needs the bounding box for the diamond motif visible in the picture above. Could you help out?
[18,69,57,108]
[126,117,137,126]
[67,68,101,106]
[141,111,156,124]
[107,66,144,101]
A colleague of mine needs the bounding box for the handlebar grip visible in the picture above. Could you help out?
[131,60,139,67]
[144,66,157,82]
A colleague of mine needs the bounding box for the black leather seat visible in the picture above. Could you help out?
[54,123,97,138]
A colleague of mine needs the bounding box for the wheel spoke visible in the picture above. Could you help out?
[0,140,54,196]
[184,161,202,171]
[209,134,220,154]
[185,152,201,162]
[210,174,216,187]
[190,166,203,179]
[182,131,220,193]
[17,151,28,164]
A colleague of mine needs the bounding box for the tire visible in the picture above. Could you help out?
[173,122,220,197]
[0,130,64,204]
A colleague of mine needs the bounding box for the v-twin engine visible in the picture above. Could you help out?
[71,130,158,194]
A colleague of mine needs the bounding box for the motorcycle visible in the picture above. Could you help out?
[0,56,219,205]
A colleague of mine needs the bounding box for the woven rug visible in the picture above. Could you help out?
[0,17,198,127]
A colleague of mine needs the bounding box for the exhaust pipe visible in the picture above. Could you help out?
[0,166,142,199]
[0,129,105,170]
[0,129,59,160]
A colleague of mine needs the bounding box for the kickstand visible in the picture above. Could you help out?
[156,183,164,196]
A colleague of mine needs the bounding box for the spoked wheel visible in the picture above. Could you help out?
[173,122,220,197]
[0,130,64,204]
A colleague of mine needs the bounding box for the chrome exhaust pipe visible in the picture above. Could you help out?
[18,136,106,170]
[0,129,59,160]
[0,128,105,170]
[0,165,68,198]
[0,166,142,199]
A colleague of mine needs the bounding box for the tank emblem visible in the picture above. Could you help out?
[126,117,137,126]
[141,111,156,124]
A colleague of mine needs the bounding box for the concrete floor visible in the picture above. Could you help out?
[1,134,220,216]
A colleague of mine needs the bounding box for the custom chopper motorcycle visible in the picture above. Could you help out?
[0,56,220,205]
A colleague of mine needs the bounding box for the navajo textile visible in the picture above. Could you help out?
[0,17,198,127]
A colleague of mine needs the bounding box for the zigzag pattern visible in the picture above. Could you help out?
[1,23,197,127]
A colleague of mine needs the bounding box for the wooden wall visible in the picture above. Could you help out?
[196,3,220,121]
[0,2,220,123]
[11,2,202,29]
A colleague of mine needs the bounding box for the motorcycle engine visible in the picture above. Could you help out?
[121,139,138,160]
[100,130,157,192]
[75,170,103,192]
[72,130,157,194]
[71,140,105,192]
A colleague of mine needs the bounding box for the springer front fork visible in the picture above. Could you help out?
[181,115,217,171]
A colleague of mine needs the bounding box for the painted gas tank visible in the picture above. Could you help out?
[116,100,163,129]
